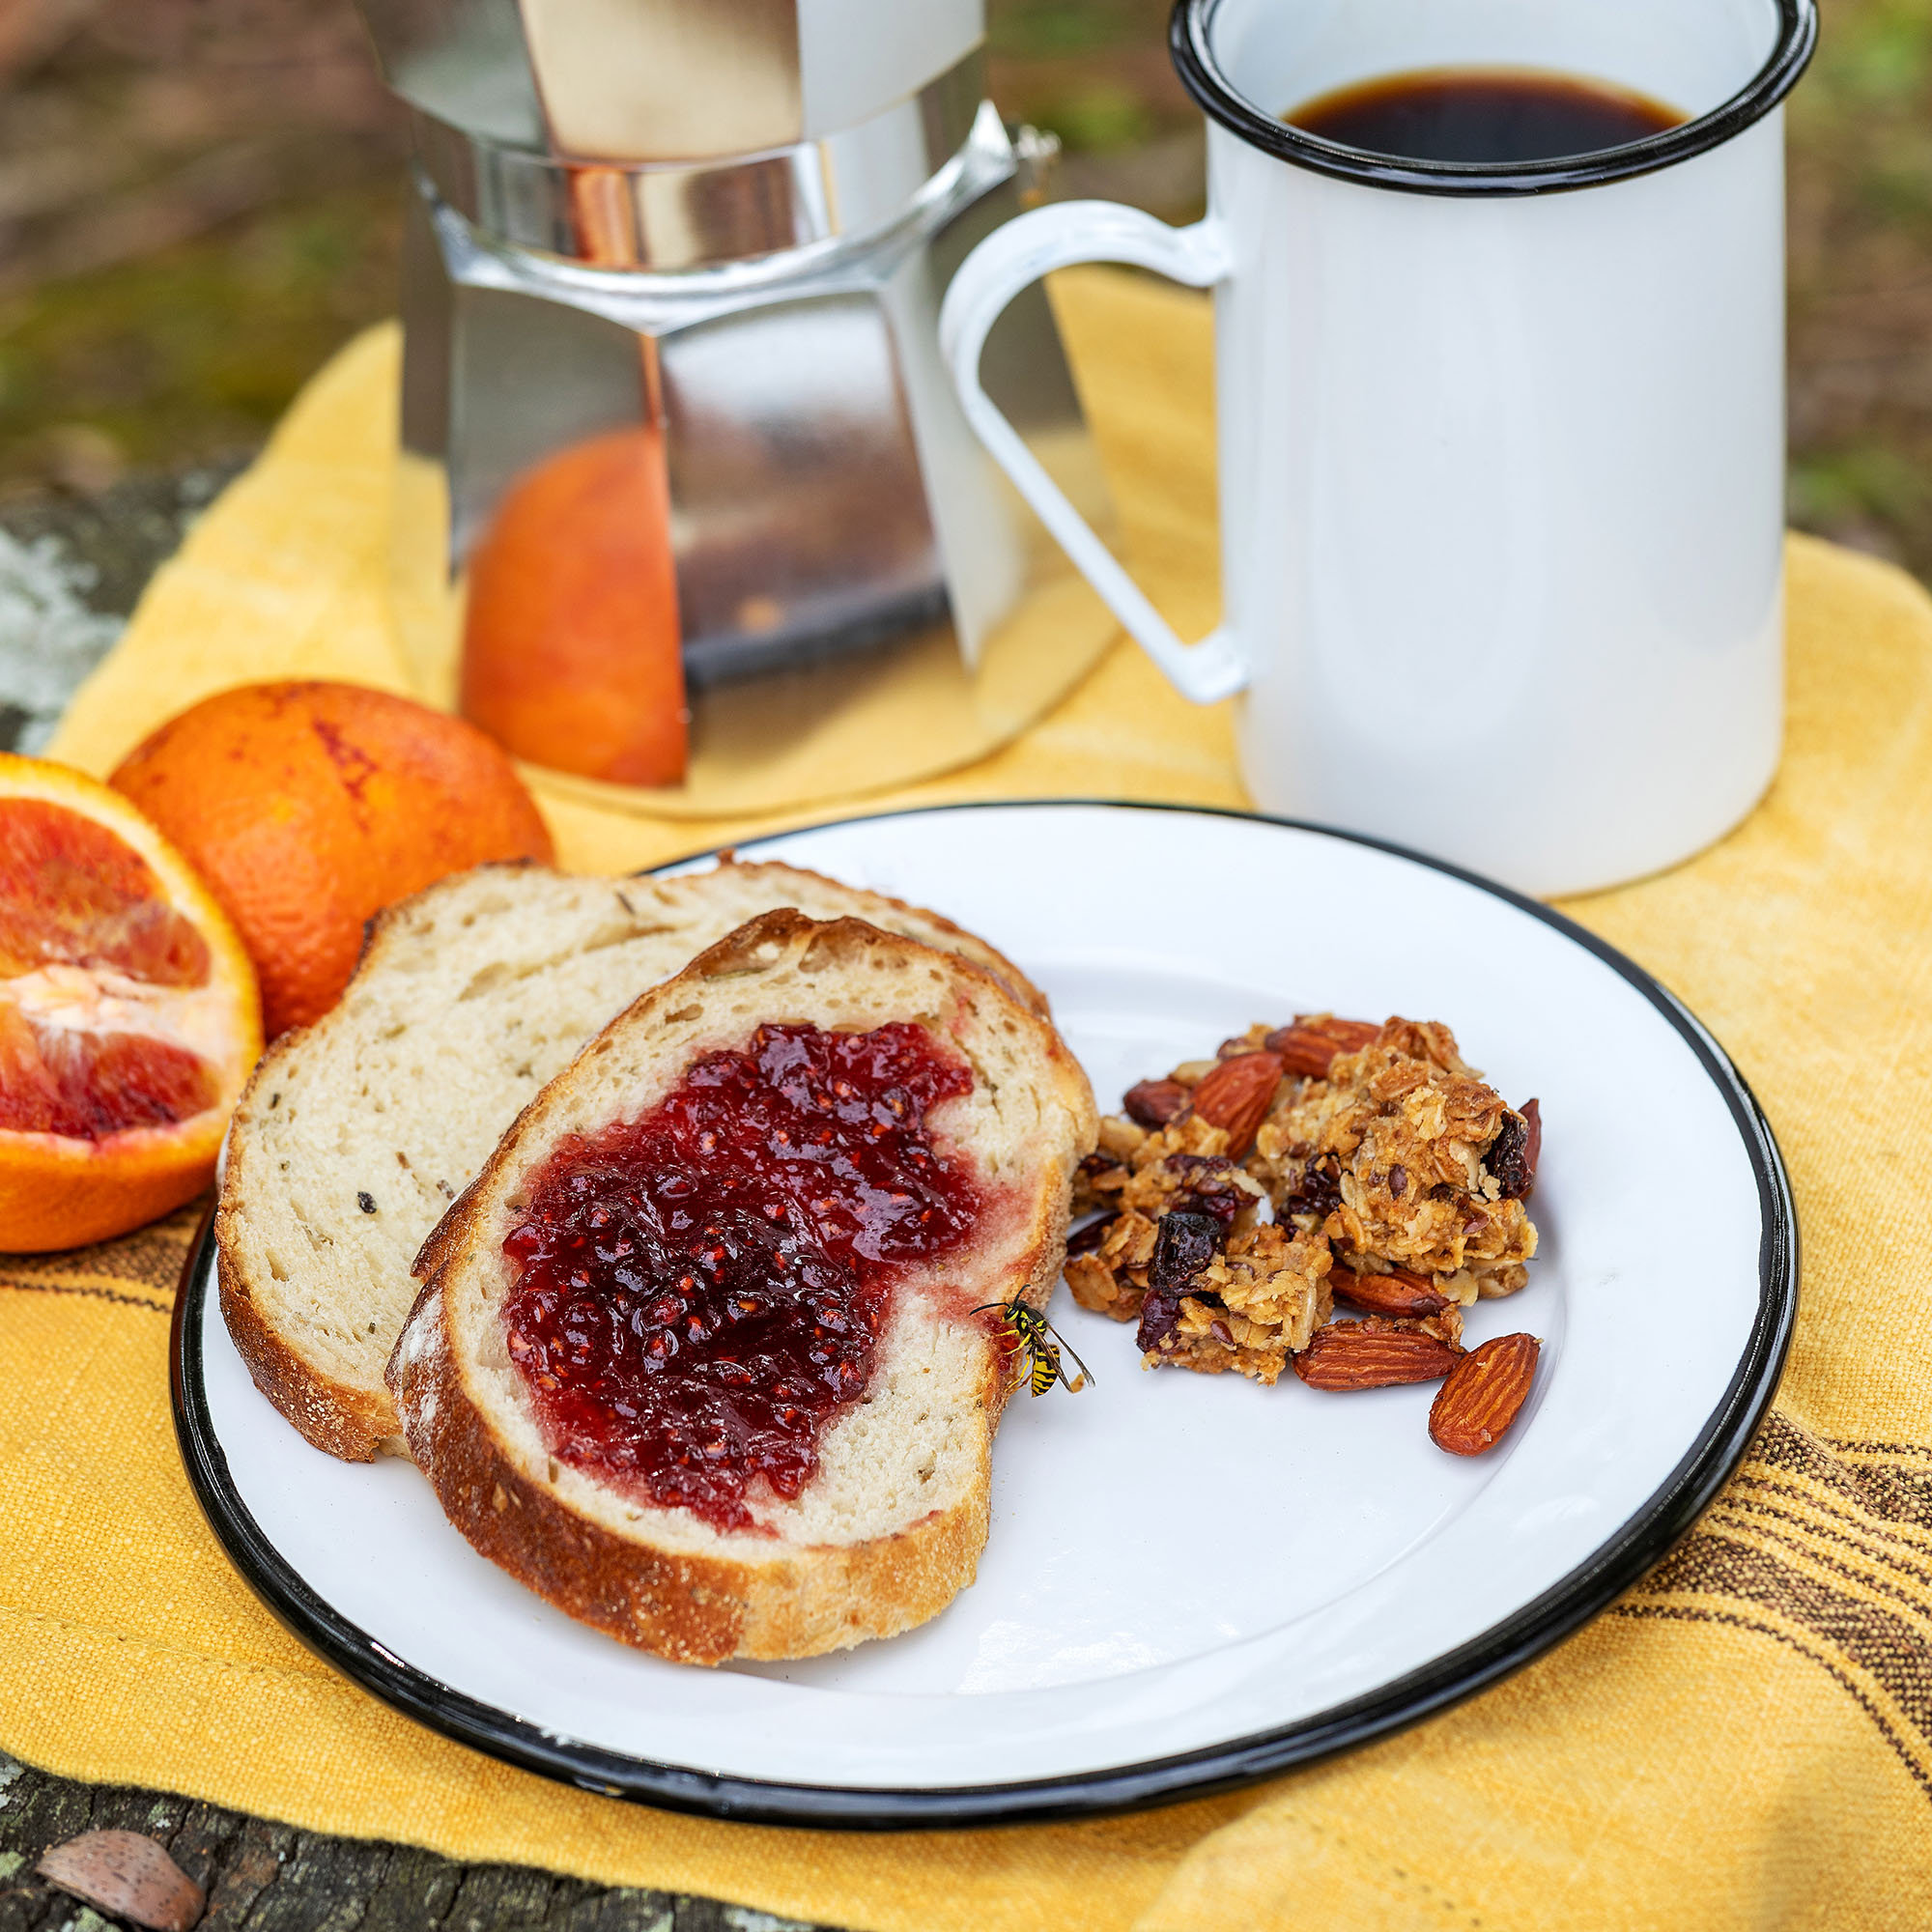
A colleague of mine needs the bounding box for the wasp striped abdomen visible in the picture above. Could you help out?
[974,1297,1093,1397]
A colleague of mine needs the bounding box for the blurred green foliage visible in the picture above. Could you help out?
[1790,445,1932,526]
[1780,0,1932,569]
[1813,0,1932,103]
[1035,78,1160,151]
[992,0,1128,57]
[0,185,400,492]
[987,0,1187,161]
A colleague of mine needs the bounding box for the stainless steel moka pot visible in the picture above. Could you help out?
[359,0,1115,813]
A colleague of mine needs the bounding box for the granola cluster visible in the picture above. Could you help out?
[1065,1014,1540,1386]
[1255,1018,1537,1301]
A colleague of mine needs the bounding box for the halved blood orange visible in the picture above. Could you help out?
[0,753,262,1251]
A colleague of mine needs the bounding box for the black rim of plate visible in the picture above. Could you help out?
[171,800,1798,1832]
[1169,0,1818,197]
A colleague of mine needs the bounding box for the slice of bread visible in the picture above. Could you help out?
[389,911,1097,1663]
[216,858,1049,1461]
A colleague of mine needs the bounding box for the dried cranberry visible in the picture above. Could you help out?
[1136,1293,1183,1355]
[1137,1280,1223,1355]
[1149,1209,1219,1294]
[1138,1212,1220,1357]
[1164,1153,1240,1233]
[1166,1152,1233,1182]
[1487,1100,1541,1200]
[1285,1151,1343,1221]
[1171,1189,1236,1233]
[499,1022,980,1531]
[1122,1077,1190,1128]
[1066,1213,1112,1256]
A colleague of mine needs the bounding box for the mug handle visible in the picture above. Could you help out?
[939,201,1246,704]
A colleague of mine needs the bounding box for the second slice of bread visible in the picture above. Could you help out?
[389,911,1097,1663]
[216,857,1048,1462]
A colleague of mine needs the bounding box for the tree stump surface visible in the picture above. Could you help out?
[0,1752,837,1932]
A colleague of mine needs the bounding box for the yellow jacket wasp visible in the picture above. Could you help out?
[974,1298,1094,1397]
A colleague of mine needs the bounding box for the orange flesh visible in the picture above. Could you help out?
[0,799,210,986]
[0,798,220,1140]
[0,1006,217,1136]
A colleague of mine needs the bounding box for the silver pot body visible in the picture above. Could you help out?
[366,3,1113,811]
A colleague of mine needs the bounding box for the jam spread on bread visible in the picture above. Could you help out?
[500,1022,979,1530]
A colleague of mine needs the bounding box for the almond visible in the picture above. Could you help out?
[1264,1015,1380,1076]
[1302,1014,1381,1051]
[37,1832,205,1932]
[1263,1025,1345,1078]
[1430,1331,1541,1455]
[1292,1319,1462,1389]
[1330,1265,1453,1317]
[1122,1076,1191,1127]
[1187,1050,1283,1152]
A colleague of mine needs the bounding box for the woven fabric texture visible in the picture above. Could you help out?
[4,270,1931,1931]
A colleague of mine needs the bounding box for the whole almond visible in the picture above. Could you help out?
[1263,1026,1345,1078]
[1301,1014,1381,1051]
[1122,1076,1192,1127]
[1292,1320,1462,1389]
[37,1831,204,1931]
[1188,1051,1283,1152]
[1264,1016,1380,1075]
[1330,1265,1454,1317]
[1430,1332,1541,1455]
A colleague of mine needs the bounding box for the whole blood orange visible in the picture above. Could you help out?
[0,753,263,1251]
[459,425,689,787]
[108,681,554,1037]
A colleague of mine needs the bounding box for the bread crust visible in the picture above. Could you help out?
[393,1279,1001,1663]
[709,856,1052,1019]
[216,858,1056,1463]
[213,1225,399,1461]
[389,910,1094,1662]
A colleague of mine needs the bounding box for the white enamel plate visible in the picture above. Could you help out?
[173,804,1795,1826]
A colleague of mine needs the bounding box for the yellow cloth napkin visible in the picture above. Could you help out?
[7,269,1932,1931]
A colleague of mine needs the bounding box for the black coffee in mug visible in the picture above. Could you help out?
[1287,67,1685,164]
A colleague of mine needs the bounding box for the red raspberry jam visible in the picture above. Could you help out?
[500,1022,980,1531]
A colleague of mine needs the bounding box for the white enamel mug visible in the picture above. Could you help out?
[941,0,1817,895]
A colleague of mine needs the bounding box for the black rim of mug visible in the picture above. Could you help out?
[1170,0,1819,194]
